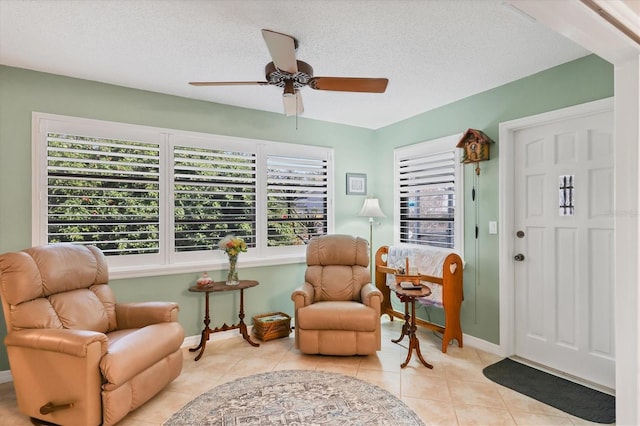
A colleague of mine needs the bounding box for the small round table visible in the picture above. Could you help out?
[188,280,260,361]
[391,284,433,369]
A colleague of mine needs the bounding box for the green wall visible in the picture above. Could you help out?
[373,54,613,343]
[0,65,376,371]
[0,55,613,371]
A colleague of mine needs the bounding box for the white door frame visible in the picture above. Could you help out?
[498,96,614,357]
[505,3,639,424]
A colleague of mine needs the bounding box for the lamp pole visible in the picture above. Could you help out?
[368,216,375,276]
[358,198,386,279]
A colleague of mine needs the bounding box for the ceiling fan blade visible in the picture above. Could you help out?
[283,90,304,117]
[189,81,269,86]
[308,77,389,93]
[262,29,298,74]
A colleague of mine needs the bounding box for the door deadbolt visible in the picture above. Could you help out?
[516,230,525,238]
[514,253,525,261]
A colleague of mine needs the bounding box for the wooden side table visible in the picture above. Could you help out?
[188,280,260,361]
[392,284,433,369]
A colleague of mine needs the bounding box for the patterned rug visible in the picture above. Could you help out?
[164,369,424,425]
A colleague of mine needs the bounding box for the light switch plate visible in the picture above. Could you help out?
[489,221,498,234]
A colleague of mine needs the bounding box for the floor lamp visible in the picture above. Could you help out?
[358,198,386,278]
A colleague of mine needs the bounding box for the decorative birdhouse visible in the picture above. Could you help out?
[456,128,495,175]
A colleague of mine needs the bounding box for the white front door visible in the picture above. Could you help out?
[513,108,615,389]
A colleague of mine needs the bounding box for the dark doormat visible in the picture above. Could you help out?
[483,358,615,424]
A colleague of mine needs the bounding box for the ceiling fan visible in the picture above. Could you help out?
[189,29,389,117]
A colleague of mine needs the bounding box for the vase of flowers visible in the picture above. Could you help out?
[218,235,247,285]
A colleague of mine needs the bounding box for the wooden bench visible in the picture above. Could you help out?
[375,245,464,353]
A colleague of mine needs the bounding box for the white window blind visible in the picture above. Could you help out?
[33,113,334,276]
[266,155,328,246]
[173,146,257,252]
[47,133,161,255]
[395,134,463,250]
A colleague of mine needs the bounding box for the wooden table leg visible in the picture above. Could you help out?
[392,300,410,344]
[401,298,433,369]
[189,291,213,361]
[238,288,259,347]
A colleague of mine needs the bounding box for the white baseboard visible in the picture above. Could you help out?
[0,369,12,384]
[181,325,254,349]
[462,332,501,356]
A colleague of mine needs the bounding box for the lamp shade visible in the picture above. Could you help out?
[358,198,386,218]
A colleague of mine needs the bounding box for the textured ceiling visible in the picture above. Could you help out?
[0,0,590,129]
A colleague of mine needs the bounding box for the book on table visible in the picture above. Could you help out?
[399,281,423,290]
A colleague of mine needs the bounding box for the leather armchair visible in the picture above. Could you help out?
[0,244,184,426]
[291,234,383,355]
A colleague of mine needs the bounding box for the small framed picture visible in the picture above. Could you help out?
[346,173,367,195]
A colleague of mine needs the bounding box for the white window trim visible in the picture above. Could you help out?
[393,133,464,255]
[32,112,334,279]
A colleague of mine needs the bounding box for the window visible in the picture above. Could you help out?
[33,113,334,277]
[46,133,161,256]
[173,144,257,252]
[266,154,329,247]
[394,133,463,250]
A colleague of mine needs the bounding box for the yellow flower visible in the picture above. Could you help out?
[218,235,247,256]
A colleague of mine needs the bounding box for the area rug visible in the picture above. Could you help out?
[164,369,424,425]
[483,358,615,424]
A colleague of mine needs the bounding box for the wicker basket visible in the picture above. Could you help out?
[252,312,291,341]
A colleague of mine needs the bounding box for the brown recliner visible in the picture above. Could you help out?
[0,244,184,426]
[291,234,383,355]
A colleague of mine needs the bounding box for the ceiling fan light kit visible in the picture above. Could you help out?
[265,60,314,91]
[282,80,296,97]
[189,29,389,117]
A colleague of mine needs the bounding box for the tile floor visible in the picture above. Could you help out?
[0,318,606,425]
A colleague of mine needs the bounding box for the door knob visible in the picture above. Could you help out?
[514,253,525,261]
